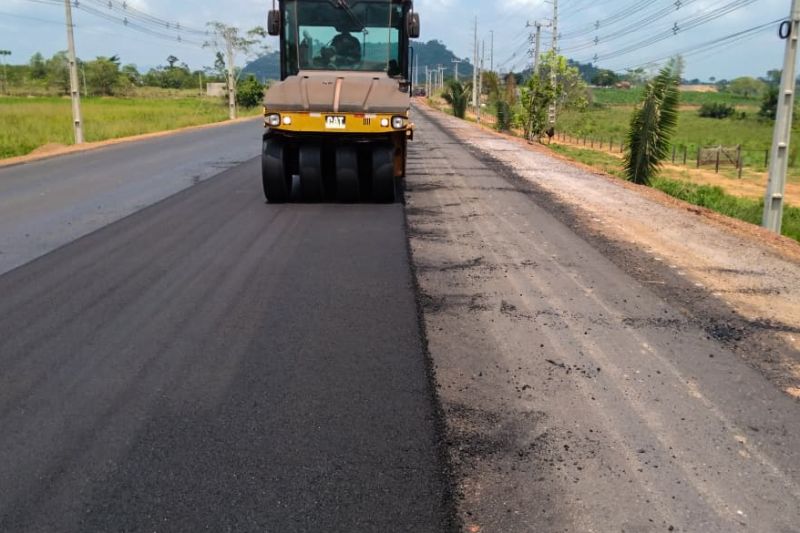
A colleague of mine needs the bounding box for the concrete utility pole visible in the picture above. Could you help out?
[451,59,462,82]
[0,50,10,95]
[477,40,485,122]
[532,22,542,73]
[425,65,430,96]
[490,30,494,72]
[63,0,84,144]
[548,0,558,126]
[473,16,478,108]
[763,0,800,233]
[223,32,237,120]
[438,65,446,91]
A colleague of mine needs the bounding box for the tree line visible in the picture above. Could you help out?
[3,51,235,96]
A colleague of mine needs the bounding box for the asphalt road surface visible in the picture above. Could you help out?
[0,128,453,531]
[3,107,800,533]
[0,119,262,276]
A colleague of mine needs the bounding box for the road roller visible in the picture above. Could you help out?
[263,0,420,203]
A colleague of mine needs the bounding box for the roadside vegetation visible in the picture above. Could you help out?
[429,56,800,241]
[0,96,261,159]
[1,47,268,159]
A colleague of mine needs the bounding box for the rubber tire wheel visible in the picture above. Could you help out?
[299,144,325,202]
[371,144,395,203]
[336,146,360,202]
[262,140,290,203]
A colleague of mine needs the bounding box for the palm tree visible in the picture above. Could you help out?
[624,67,680,185]
[442,80,471,119]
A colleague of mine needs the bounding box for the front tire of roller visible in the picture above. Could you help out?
[299,144,325,202]
[262,140,290,203]
[336,146,360,203]
[371,144,395,203]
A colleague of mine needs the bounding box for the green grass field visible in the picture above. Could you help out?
[559,88,789,173]
[0,96,261,159]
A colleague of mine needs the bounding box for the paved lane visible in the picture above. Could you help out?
[0,159,453,532]
[0,118,263,275]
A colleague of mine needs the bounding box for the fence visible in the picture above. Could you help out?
[556,131,777,179]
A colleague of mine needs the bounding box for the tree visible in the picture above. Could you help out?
[121,64,141,85]
[759,86,779,120]
[728,76,767,98]
[442,80,470,119]
[520,73,554,140]
[591,69,620,87]
[166,55,179,69]
[85,56,121,96]
[205,22,267,119]
[213,51,226,78]
[29,53,46,79]
[45,51,70,94]
[624,67,680,185]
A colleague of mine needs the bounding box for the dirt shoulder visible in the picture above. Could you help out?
[415,101,800,398]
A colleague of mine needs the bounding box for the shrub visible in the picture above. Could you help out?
[698,102,735,119]
[442,80,470,119]
[495,100,512,131]
[236,75,265,108]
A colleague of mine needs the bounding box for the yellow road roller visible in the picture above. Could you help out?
[263,0,420,202]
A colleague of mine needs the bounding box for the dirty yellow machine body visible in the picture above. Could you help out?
[262,0,420,202]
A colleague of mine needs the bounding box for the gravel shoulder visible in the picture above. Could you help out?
[407,104,800,532]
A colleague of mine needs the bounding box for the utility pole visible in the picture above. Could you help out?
[764,0,800,233]
[530,22,544,74]
[451,59,462,82]
[477,40,485,122]
[437,65,445,91]
[63,0,84,144]
[0,50,10,95]
[425,65,429,96]
[490,30,494,72]
[473,16,478,109]
[224,32,237,120]
[548,0,559,126]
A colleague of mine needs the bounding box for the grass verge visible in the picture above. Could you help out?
[1,96,262,159]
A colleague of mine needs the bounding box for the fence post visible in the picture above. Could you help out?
[672,146,676,163]
[697,147,701,168]
[683,145,688,165]
[715,148,720,173]
[738,150,744,179]
[765,149,769,168]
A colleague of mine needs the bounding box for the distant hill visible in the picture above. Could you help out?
[242,39,473,82]
[242,52,281,82]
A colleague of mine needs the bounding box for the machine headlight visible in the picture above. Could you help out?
[380,118,390,128]
[282,116,292,125]
[391,116,406,129]
[266,113,281,127]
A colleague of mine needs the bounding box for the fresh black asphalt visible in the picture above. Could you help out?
[0,158,453,531]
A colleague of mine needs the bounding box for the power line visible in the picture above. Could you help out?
[575,0,757,64]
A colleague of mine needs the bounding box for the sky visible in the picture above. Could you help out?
[0,0,793,80]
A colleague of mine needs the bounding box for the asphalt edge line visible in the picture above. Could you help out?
[0,115,263,170]
[401,184,464,532]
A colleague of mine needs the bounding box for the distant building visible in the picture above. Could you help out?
[207,83,226,97]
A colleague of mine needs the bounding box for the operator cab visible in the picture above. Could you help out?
[268,0,420,81]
